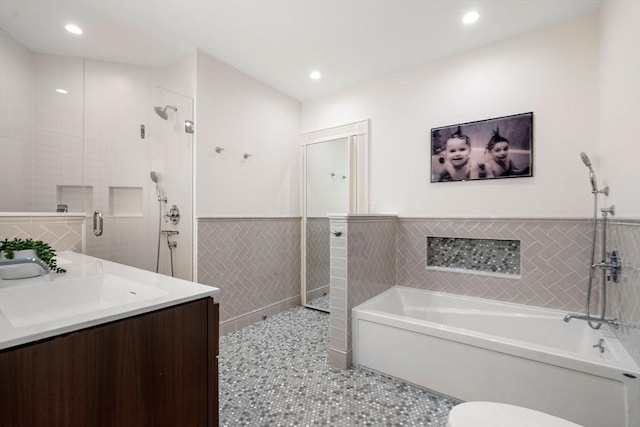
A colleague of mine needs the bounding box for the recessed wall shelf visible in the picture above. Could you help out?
[56,185,93,216]
[426,236,521,277]
[109,187,143,217]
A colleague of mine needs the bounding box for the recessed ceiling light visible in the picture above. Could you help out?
[462,11,480,25]
[56,88,68,94]
[65,24,83,35]
[310,70,322,80]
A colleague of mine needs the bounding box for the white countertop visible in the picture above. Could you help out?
[0,252,219,350]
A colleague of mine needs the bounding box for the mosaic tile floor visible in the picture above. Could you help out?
[219,306,461,426]
[306,294,330,311]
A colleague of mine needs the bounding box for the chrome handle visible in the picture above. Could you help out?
[93,210,103,236]
[330,230,342,237]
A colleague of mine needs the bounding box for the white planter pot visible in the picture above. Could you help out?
[0,249,49,280]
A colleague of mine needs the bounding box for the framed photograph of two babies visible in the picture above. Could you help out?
[430,112,533,183]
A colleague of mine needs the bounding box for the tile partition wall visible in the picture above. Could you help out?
[0,213,85,253]
[328,214,397,369]
[197,217,301,335]
[608,219,640,366]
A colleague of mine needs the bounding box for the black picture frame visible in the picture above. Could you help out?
[430,112,533,183]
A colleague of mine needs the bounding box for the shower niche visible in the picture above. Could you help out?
[109,187,143,217]
[56,185,93,215]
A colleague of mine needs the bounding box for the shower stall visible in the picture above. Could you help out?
[0,38,195,280]
[83,84,194,280]
[81,85,194,279]
[0,32,194,279]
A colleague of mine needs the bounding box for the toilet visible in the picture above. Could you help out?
[446,402,583,427]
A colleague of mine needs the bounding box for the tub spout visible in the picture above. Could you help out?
[563,313,619,329]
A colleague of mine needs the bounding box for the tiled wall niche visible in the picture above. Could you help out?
[426,236,521,277]
[197,217,301,335]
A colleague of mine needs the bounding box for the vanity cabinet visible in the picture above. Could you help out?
[0,298,219,427]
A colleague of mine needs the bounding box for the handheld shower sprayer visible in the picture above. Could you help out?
[150,171,166,202]
[150,170,168,274]
[580,152,608,196]
[579,152,598,194]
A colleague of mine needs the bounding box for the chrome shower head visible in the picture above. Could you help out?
[154,105,178,120]
[580,152,598,193]
[150,171,159,183]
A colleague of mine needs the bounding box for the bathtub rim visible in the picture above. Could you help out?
[352,286,640,380]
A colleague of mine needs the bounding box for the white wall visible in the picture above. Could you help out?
[302,13,600,218]
[160,49,197,99]
[599,0,640,218]
[33,54,85,213]
[0,31,34,212]
[195,50,301,217]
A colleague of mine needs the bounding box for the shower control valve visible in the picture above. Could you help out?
[165,204,180,225]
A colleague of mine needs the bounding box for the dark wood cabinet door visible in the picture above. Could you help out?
[0,298,219,427]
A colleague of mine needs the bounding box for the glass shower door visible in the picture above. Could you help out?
[83,63,194,280]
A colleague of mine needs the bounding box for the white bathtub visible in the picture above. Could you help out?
[352,286,640,427]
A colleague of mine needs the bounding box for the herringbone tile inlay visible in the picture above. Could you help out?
[198,218,301,324]
[397,219,596,312]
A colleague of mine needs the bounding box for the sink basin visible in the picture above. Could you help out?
[54,256,74,266]
[0,274,168,327]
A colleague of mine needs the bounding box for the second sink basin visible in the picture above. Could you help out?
[0,274,168,327]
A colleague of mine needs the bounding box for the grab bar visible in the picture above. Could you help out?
[93,210,103,236]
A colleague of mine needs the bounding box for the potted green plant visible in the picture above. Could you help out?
[0,238,66,279]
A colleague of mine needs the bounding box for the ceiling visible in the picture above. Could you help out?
[0,0,601,101]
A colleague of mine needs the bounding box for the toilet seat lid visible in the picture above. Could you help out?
[447,402,583,427]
